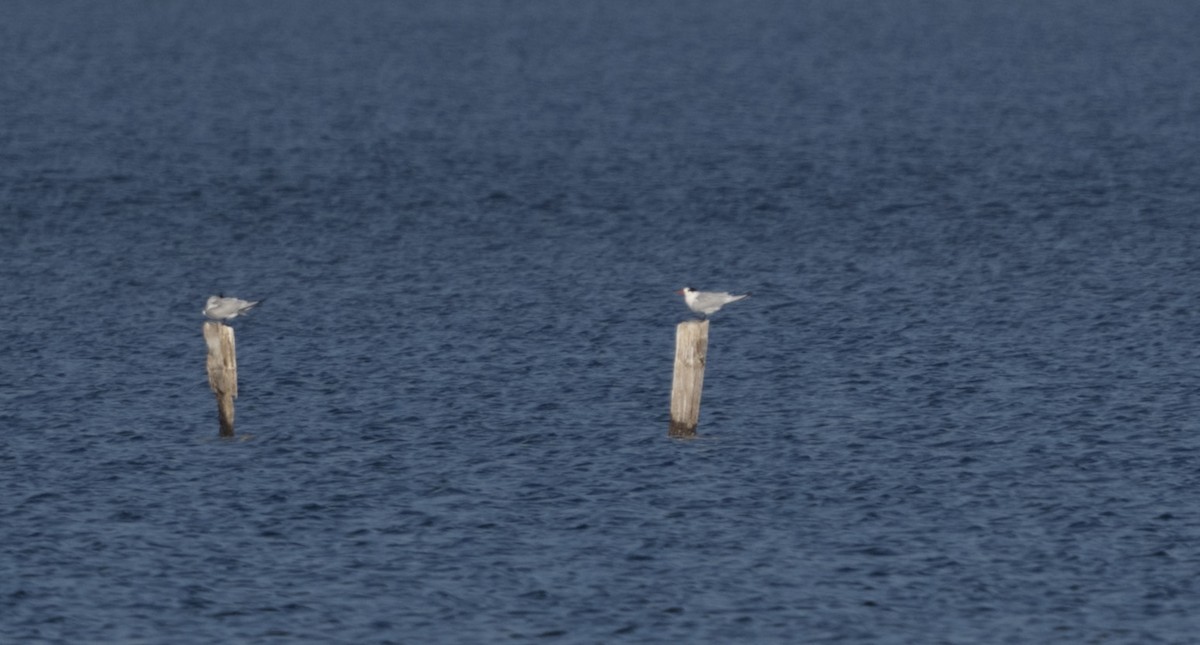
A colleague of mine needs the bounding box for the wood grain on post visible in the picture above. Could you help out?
[669,320,709,438]
[203,321,237,437]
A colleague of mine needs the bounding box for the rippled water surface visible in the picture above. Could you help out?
[4,1,1200,643]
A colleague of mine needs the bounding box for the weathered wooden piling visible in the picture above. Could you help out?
[203,321,238,437]
[668,320,709,438]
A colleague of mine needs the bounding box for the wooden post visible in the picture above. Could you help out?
[203,321,237,437]
[669,320,709,438]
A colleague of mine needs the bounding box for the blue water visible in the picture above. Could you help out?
[4,1,1200,642]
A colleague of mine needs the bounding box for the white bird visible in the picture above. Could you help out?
[676,287,748,318]
[203,295,263,321]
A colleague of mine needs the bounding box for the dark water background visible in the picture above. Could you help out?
[4,1,1200,642]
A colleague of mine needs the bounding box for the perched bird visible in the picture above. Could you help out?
[676,287,748,319]
[203,295,263,322]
